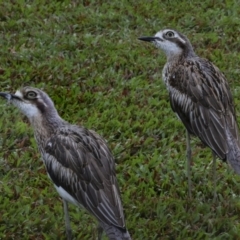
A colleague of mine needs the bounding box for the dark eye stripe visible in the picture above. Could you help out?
[170,38,186,50]
[162,32,187,50]
[36,101,46,113]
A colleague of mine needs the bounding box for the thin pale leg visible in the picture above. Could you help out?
[186,131,192,198]
[63,199,72,240]
[97,224,104,240]
[212,151,217,202]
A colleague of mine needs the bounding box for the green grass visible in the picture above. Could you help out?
[1,0,240,239]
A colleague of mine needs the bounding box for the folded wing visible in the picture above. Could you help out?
[43,125,126,229]
[168,57,239,160]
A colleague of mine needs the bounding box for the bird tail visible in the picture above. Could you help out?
[226,127,240,174]
[100,222,131,240]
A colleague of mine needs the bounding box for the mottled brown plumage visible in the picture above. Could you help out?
[167,57,238,161]
[0,87,131,240]
[139,29,240,197]
[44,125,125,228]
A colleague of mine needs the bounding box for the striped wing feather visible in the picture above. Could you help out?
[44,125,126,229]
[168,57,239,159]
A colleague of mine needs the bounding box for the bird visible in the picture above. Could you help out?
[138,29,240,199]
[0,86,131,240]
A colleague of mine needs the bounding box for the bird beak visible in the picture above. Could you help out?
[138,36,159,42]
[0,92,21,101]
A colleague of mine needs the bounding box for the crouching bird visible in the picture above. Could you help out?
[138,29,240,199]
[0,86,131,240]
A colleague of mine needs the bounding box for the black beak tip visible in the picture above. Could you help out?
[138,36,156,42]
[0,92,12,100]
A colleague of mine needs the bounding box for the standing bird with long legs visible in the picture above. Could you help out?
[138,29,240,199]
[0,86,131,240]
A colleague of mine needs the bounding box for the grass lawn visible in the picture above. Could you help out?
[1,0,240,239]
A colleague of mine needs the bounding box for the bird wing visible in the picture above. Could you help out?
[43,125,126,229]
[168,57,239,159]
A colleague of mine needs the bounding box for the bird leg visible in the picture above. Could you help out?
[186,131,192,198]
[63,199,72,240]
[212,151,217,202]
[97,224,104,240]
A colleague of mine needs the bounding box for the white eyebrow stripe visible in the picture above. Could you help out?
[15,90,23,98]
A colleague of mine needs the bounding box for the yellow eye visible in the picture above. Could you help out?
[165,31,175,38]
[26,91,37,99]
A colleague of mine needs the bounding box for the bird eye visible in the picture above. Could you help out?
[26,91,37,99]
[165,31,175,38]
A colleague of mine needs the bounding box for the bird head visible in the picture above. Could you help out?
[0,86,57,120]
[138,29,195,59]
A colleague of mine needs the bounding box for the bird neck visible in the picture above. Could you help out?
[166,50,196,63]
[166,52,183,63]
[29,112,65,152]
[166,44,196,63]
